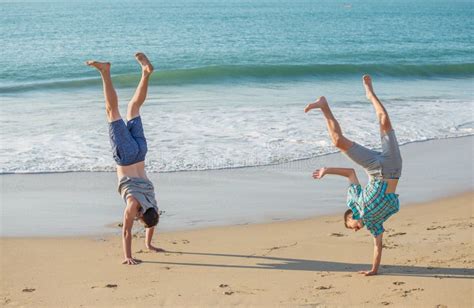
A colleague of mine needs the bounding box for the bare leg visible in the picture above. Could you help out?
[85,61,121,122]
[362,75,393,134]
[127,53,154,120]
[304,96,354,152]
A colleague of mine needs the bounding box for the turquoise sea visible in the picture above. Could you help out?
[1,0,473,173]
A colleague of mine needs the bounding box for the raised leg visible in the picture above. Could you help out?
[127,53,154,120]
[86,61,121,122]
[362,75,393,134]
[304,96,354,152]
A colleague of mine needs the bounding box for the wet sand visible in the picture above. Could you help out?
[1,136,473,236]
[1,192,473,307]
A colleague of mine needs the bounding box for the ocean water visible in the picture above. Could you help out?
[1,0,473,174]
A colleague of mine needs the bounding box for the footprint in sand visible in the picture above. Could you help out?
[22,288,35,293]
[388,232,406,237]
[182,240,190,244]
[218,284,234,295]
[329,233,346,237]
[105,284,118,288]
[427,226,446,230]
[317,271,333,277]
[381,302,391,306]
[314,285,332,290]
[401,288,424,297]
[392,281,405,285]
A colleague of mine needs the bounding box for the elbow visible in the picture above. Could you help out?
[348,169,358,183]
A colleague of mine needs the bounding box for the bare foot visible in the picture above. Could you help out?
[135,52,154,75]
[304,96,328,113]
[85,61,110,73]
[362,74,375,99]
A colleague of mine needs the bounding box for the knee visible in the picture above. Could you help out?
[332,135,352,151]
[378,113,390,125]
[332,135,345,149]
[379,114,392,131]
[127,105,140,119]
[106,107,120,121]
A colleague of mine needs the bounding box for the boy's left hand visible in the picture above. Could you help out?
[312,167,327,179]
[358,270,378,276]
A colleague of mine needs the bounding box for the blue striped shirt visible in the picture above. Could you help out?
[346,179,400,237]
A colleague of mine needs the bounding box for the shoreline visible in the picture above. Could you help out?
[1,189,472,241]
[1,135,473,237]
[1,134,472,176]
[1,192,472,306]
[2,77,474,176]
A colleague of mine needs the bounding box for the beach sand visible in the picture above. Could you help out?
[1,192,473,307]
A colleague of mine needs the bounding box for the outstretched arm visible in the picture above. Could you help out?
[313,167,360,185]
[122,201,141,265]
[359,233,383,276]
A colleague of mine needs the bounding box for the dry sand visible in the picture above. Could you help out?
[1,192,472,307]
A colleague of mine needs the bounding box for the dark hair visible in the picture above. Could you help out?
[143,208,159,228]
[344,209,353,228]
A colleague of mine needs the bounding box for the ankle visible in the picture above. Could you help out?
[366,91,376,99]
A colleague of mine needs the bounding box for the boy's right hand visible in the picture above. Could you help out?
[312,167,327,179]
[122,257,142,265]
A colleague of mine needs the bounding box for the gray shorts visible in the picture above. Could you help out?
[343,130,402,179]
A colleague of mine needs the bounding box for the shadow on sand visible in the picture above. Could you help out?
[143,251,474,279]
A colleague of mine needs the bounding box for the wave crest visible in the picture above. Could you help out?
[1,63,473,93]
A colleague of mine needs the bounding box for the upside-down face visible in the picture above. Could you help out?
[346,217,364,232]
